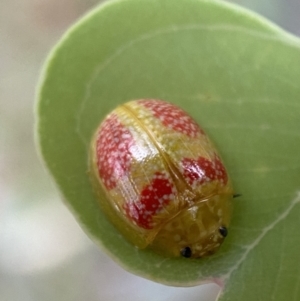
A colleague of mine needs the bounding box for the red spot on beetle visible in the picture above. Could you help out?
[182,155,228,186]
[214,156,228,183]
[139,99,204,137]
[123,172,175,229]
[96,113,134,190]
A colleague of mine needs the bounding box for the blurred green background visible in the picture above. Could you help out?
[1,1,299,300]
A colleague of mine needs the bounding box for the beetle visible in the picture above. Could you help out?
[90,99,233,258]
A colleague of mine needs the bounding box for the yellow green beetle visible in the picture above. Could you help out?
[90,99,233,258]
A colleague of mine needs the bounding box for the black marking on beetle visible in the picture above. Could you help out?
[219,226,228,237]
[181,247,192,258]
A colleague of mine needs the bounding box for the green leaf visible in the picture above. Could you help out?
[36,0,300,298]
